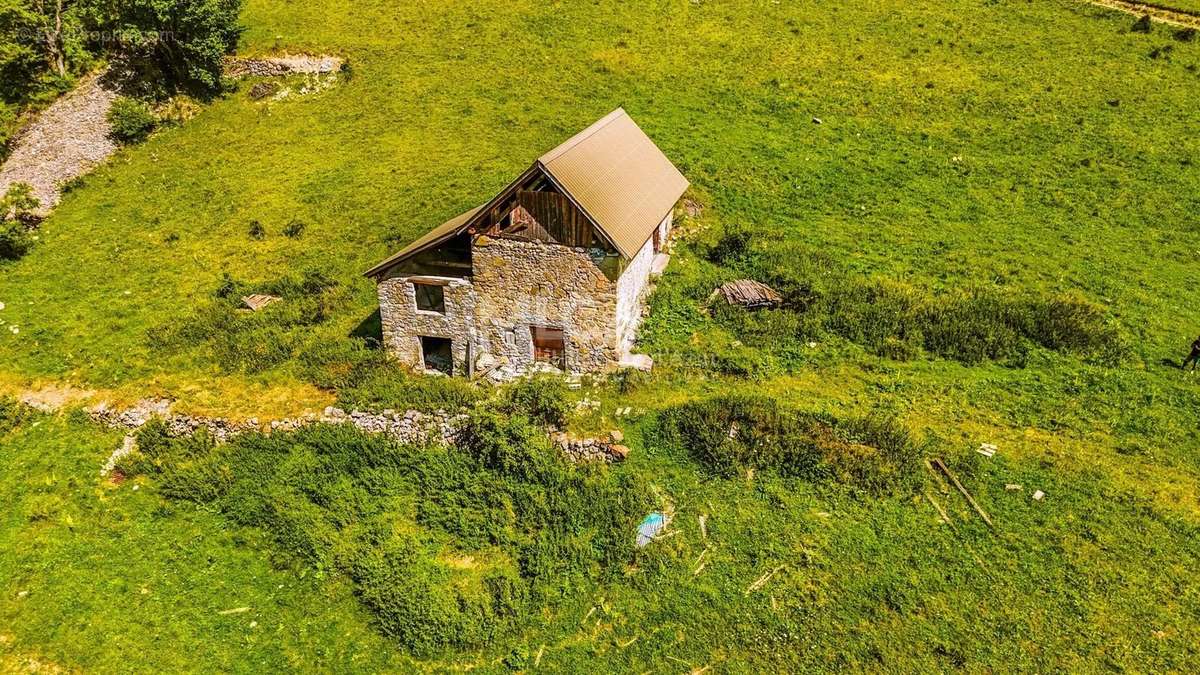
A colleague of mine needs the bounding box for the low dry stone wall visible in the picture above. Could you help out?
[88,400,464,446]
[224,54,345,78]
[86,399,626,475]
[550,430,630,463]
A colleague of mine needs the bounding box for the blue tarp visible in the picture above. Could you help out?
[636,512,667,547]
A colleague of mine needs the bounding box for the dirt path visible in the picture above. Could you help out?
[1087,0,1200,28]
[0,70,119,214]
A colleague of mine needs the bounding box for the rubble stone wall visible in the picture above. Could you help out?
[470,235,622,374]
[377,273,477,375]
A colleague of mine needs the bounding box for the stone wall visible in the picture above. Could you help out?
[377,214,676,377]
[615,212,670,354]
[471,235,621,374]
[377,273,477,375]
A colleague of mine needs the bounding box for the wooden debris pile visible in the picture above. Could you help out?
[710,279,782,309]
[241,294,281,311]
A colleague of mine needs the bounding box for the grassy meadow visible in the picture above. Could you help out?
[3,0,1200,671]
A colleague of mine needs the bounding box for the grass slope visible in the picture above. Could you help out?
[2,407,1198,671]
[2,0,1200,670]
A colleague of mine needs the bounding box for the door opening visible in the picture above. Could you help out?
[531,326,565,369]
[419,336,453,374]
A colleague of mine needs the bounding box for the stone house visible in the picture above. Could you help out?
[365,108,689,377]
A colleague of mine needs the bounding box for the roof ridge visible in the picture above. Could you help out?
[538,107,627,165]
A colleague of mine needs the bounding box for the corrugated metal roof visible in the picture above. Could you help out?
[366,108,687,277]
[363,204,482,278]
[538,108,689,258]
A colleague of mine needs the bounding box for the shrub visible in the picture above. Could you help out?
[499,376,571,428]
[122,420,650,654]
[247,220,265,240]
[1176,27,1198,43]
[0,220,34,261]
[1,182,39,224]
[283,219,306,238]
[655,395,924,494]
[706,224,754,265]
[107,97,158,144]
[1132,14,1153,34]
[0,397,35,434]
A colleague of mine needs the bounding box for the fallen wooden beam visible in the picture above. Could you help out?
[932,458,995,529]
[745,565,786,595]
[924,492,956,532]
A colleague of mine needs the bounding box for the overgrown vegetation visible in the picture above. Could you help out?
[671,226,1129,370]
[106,96,157,143]
[147,268,351,374]
[0,396,34,433]
[117,411,651,653]
[498,376,570,429]
[0,182,38,260]
[656,395,925,494]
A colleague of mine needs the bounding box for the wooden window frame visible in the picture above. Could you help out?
[413,282,446,314]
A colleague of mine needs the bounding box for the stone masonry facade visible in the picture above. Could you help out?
[377,212,672,377]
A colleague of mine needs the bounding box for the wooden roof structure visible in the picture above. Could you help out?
[365,109,688,279]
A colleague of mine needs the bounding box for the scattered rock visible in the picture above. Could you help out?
[609,429,624,443]
[1032,490,1045,501]
[100,435,138,477]
[224,54,344,78]
[1005,483,1023,491]
[553,433,629,463]
[248,81,280,100]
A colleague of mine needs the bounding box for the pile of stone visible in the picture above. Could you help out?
[0,69,119,214]
[550,430,630,464]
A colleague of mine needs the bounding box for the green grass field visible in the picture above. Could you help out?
[3,0,1200,671]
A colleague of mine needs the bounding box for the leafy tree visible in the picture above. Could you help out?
[84,0,243,95]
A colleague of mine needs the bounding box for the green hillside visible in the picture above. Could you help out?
[2,0,1200,671]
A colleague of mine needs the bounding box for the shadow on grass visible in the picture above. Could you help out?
[351,309,383,348]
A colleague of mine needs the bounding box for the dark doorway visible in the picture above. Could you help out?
[531,326,565,369]
[420,336,453,374]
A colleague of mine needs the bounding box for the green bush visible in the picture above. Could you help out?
[283,219,306,238]
[498,376,570,428]
[655,395,924,494]
[0,219,33,261]
[120,417,651,654]
[107,97,158,144]
[0,397,35,434]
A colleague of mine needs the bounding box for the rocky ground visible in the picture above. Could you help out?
[0,70,119,214]
[0,54,346,217]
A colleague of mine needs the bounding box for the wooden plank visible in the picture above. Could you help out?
[932,458,995,529]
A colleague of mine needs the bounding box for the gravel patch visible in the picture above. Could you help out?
[0,70,119,214]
